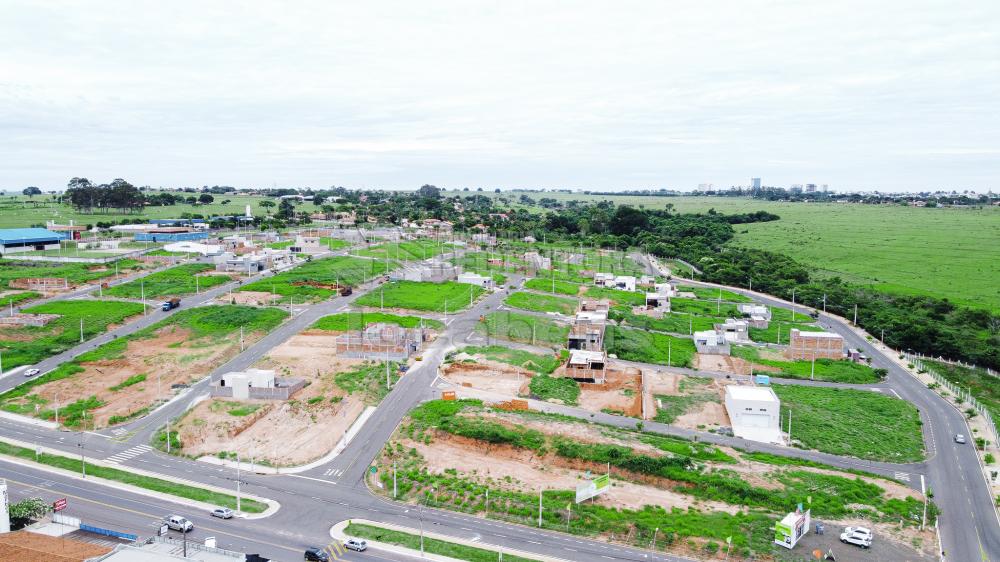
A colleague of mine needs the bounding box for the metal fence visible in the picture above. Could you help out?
[907,352,998,445]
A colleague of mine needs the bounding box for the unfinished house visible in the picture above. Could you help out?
[333,322,427,361]
[737,303,772,328]
[0,313,60,327]
[568,321,605,352]
[644,283,675,313]
[391,260,459,282]
[612,275,637,292]
[578,299,611,314]
[565,350,609,383]
[786,329,845,360]
[457,272,495,289]
[523,251,552,271]
[716,318,751,343]
[694,329,731,355]
[593,272,615,287]
[209,368,305,400]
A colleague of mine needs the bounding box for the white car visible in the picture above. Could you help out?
[24,368,40,377]
[843,526,872,539]
[955,434,967,444]
[344,538,367,552]
[840,530,872,549]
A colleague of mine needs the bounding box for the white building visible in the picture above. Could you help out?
[523,251,552,271]
[737,303,772,328]
[217,368,275,400]
[163,241,223,256]
[716,319,750,343]
[693,329,730,355]
[457,272,495,289]
[724,385,783,444]
[593,272,615,287]
[612,275,637,292]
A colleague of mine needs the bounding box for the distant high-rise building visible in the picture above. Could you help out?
[751,177,761,189]
[805,184,817,193]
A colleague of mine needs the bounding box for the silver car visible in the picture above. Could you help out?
[211,507,233,519]
[344,538,367,552]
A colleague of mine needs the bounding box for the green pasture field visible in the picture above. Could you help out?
[311,312,444,331]
[0,193,271,228]
[104,263,229,299]
[457,345,560,374]
[604,326,696,368]
[355,281,483,312]
[504,291,577,315]
[731,346,883,384]
[0,299,146,370]
[0,258,144,289]
[523,278,581,295]
[0,305,287,426]
[239,256,391,303]
[772,384,925,462]
[477,311,569,347]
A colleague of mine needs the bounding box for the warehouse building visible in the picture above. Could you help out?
[0,228,65,256]
[724,385,783,444]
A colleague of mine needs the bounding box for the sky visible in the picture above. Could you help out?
[1,0,998,193]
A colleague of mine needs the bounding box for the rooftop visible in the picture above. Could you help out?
[0,228,66,244]
[726,385,779,402]
[0,530,113,562]
[569,349,606,364]
[791,329,843,339]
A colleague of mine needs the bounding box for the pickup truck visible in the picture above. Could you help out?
[161,298,181,311]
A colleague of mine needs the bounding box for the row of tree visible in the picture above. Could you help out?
[64,177,144,213]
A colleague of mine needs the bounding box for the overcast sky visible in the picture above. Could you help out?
[2,1,998,192]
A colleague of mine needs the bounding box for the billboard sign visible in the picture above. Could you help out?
[52,498,68,512]
[575,473,610,503]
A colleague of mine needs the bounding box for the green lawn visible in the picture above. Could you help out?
[528,374,580,404]
[772,385,925,462]
[0,300,146,370]
[523,278,581,296]
[731,346,884,384]
[504,291,578,315]
[605,326,696,368]
[344,523,540,562]
[747,320,822,344]
[239,256,391,303]
[477,312,569,347]
[105,263,229,299]
[355,281,482,312]
[459,345,560,374]
[0,439,267,512]
[311,312,444,331]
[584,286,646,306]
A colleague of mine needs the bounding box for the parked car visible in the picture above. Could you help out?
[165,515,193,532]
[843,526,872,540]
[24,368,40,377]
[210,507,233,519]
[303,547,330,561]
[344,538,367,552]
[840,529,872,549]
[955,434,967,444]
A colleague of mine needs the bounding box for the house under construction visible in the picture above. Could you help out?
[333,322,428,361]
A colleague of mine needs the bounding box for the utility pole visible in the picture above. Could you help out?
[240,326,245,352]
[667,340,671,367]
[538,489,543,527]
[791,288,796,320]
[79,318,84,343]
[920,474,927,530]
[393,461,397,499]
[141,279,146,315]
[787,409,792,442]
[810,356,815,381]
[822,294,827,314]
[853,303,858,325]
[236,450,242,513]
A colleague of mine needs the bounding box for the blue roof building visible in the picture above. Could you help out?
[0,228,66,255]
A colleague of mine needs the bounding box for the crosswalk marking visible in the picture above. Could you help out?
[323,468,344,478]
[104,444,153,465]
[110,428,128,436]
[894,471,911,482]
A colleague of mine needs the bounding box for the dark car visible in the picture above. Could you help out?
[304,547,330,562]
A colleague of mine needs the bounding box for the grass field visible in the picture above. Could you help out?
[584,286,646,306]
[355,240,452,262]
[0,300,145,369]
[105,263,229,299]
[611,307,720,334]
[678,285,752,302]
[355,281,483,312]
[670,297,741,317]
[0,291,41,307]
[239,256,391,303]
[0,193,271,228]
[311,312,444,331]
[458,345,560,374]
[604,326,696,368]
[477,312,569,347]
[772,385,925,462]
[523,278,581,295]
[528,374,580,404]
[0,258,144,289]
[747,320,822,344]
[504,291,577,315]
[731,346,883,383]
[344,523,539,562]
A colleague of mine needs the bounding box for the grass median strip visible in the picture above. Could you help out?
[344,522,541,562]
[0,439,267,513]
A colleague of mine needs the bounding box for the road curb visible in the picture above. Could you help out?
[330,519,573,562]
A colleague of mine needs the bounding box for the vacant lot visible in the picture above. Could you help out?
[0,305,287,428]
[731,346,883,384]
[355,281,483,312]
[677,285,752,303]
[173,330,397,466]
[747,319,822,343]
[605,326,696,368]
[611,307,719,334]
[0,258,144,290]
[105,263,232,299]
[477,312,569,347]
[653,376,721,426]
[773,385,925,462]
[456,346,560,374]
[0,299,145,370]
[311,312,444,331]
[239,256,391,303]
[584,286,645,306]
[356,240,452,261]
[504,291,577,315]
[378,399,933,559]
[523,278,582,296]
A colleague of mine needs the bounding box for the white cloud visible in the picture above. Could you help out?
[0,0,998,191]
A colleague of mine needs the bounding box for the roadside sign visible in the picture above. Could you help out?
[158,524,169,536]
[575,473,610,503]
[369,466,377,474]
[52,498,67,512]
[441,390,456,401]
